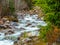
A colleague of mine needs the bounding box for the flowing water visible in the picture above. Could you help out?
[0,13,47,45]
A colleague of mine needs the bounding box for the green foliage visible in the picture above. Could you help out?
[23,32,28,38]
[32,0,60,42]
[32,0,52,13]
[32,0,60,27]
[44,12,60,27]
[39,22,53,41]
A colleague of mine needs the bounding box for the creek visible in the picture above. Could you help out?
[0,13,47,45]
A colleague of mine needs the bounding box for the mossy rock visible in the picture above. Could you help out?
[4,16,18,22]
[8,16,18,22]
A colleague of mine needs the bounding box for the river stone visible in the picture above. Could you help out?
[5,30,14,35]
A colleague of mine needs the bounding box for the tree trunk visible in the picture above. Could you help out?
[14,0,28,11]
[0,4,2,19]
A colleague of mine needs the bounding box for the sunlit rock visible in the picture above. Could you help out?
[22,38,31,43]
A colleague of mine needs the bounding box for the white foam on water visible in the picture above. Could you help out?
[24,27,40,31]
[0,40,14,45]
[0,33,5,40]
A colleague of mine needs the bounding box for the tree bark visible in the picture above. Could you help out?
[0,3,2,19]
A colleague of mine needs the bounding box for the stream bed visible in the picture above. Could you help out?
[0,13,47,45]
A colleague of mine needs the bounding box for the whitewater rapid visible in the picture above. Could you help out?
[0,14,47,45]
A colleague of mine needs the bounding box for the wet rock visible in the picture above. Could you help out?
[10,22,18,26]
[5,30,14,35]
[17,37,20,40]
[26,23,32,27]
[0,24,12,29]
[20,27,26,30]
[31,25,35,27]
[14,41,18,45]
[8,30,14,33]
[5,25,12,29]
[0,25,7,29]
